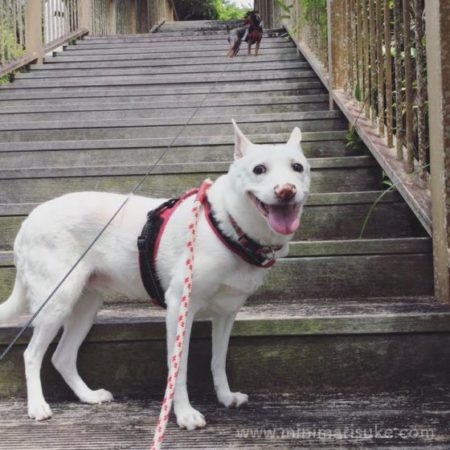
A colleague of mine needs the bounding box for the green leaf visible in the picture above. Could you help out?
[274,0,292,13]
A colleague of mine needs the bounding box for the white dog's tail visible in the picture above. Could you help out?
[0,276,27,324]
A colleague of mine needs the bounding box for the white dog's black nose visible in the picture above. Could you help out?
[274,183,297,201]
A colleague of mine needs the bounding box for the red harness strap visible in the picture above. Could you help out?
[138,182,280,308]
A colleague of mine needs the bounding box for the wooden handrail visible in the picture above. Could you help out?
[0,0,178,76]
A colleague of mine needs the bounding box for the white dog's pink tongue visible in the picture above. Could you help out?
[267,205,300,235]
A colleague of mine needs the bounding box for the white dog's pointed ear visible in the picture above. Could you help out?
[288,127,302,145]
[232,119,252,160]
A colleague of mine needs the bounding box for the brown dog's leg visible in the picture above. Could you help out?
[248,44,251,55]
[255,41,260,56]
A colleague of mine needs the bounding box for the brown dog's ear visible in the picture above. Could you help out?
[232,119,252,160]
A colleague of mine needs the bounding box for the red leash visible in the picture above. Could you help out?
[150,179,212,450]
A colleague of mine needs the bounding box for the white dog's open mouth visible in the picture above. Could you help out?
[248,192,301,235]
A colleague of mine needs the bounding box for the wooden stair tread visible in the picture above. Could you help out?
[1,297,449,346]
[0,389,449,449]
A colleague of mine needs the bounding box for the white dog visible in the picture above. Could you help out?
[0,120,310,429]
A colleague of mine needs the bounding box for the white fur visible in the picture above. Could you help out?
[0,121,310,428]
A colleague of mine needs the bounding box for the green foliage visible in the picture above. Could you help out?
[298,0,327,40]
[215,0,249,20]
[345,127,364,152]
[173,0,219,20]
[1,27,24,62]
[0,26,25,84]
[173,0,248,20]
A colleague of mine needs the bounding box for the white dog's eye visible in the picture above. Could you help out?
[253,164,267,175]
[292,163,304,173]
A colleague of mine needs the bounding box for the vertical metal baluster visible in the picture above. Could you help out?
[376,0,384,136]
[362,0,370,116]
[346,0,352,95]
[403,0,414,173]
[384,0,393,146]
[0,0,5,64]
[393,0,404,160]
[356,0,363,103]
[414,0,427,183]
[369,0,376,126]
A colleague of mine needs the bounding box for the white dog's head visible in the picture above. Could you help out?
[228,119,311,237]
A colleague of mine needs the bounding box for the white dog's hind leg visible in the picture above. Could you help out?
[23,261,91,421]
[51,289,113,404]
[211,312,248,408]
[165,291,206,430]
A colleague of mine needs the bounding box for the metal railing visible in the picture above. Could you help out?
[283,0,428,180]
[261,0,449,301]
[0,0,177,76]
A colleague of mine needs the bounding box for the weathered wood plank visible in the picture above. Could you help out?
[39,53,303,69]
[0,110,342,132]
[8,70,315,90]
[0,251,432,301]
[0,94,330,115]
[0,121,347,143]
[0,314,449,398]
[0,198,425,251]
[0,156,375,179]
[0,168,381,205]
[0,130,347,152]
[0,141,354,170]
[289,237,431,256]
[0,102,330,124]
[0,390,448,449]
[0,238,431,266]
[0,81,326,101]
[23,60,308,79]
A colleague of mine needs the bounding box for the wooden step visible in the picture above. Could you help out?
[0,140,356,169]
[8,69,315,90]
[45,46,298,63]
[0,102,330,124]
[0,130,347,151]
[0,80,326,101]
[15,60,310,80]
[61,40,293,54]
[0,298,447,399]
[37,52,303,69]
[0,112,347,143]
[0,159,381,207]
[0,390,450,450]
[0,390,449,449]
[0,110,343,132]
[0,237,433,301]
[0,191,426,251]
[0,94,329,116]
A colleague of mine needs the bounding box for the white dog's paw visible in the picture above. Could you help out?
[28,401,53,421]
[79,388,114,404]
[217,391,248,408]
[175,405,206,430]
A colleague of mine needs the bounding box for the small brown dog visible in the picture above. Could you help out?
[227,11,263,57]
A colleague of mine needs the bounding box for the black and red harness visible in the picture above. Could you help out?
[137,184,281,309]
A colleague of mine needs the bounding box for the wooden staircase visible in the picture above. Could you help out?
[0,20,449,448]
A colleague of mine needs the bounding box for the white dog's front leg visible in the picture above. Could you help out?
[211,312,248,408]
[165,291,206,430]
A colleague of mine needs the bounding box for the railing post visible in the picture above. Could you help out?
[327,0,345,109]
[425,0,450,302]
[79,0,92,30]
[25,0,43,64]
